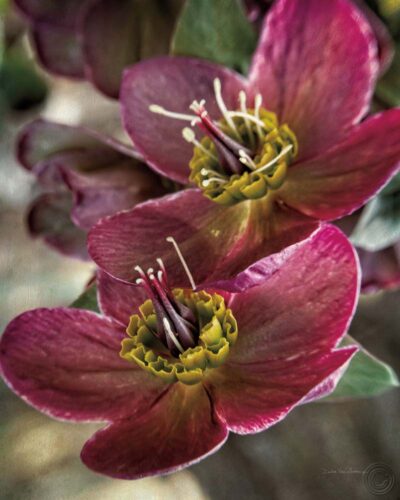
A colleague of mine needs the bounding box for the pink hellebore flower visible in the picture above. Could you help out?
[89,0,400,287]
[0,226,359,479]
[19,119,169,260]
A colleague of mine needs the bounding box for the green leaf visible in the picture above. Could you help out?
[70,284,100,313]
[171,0,257,73]
[326,335,399,400]
[350,183,400,252]
[0,49,47,110]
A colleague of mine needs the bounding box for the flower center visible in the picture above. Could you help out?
[150,79,298,206]
[120,238,238,385]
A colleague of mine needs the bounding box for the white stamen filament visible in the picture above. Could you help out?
[200,167,225,179]
[134,265,147,277]
[213,78,242,142]
[239,149,257,170]
[203,177,228,187]
[149,104,197,122]
[166,236,196,290]
[254,144,293,174]
[228,111,266,129]
[162,317,185,354]
[182,128,217,160]
[254,94,264,141]
[156,257,166,272]
[239,90,255,149]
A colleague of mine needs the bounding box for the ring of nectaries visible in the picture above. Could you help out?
[150,78,298,205]
[120,237,238,385]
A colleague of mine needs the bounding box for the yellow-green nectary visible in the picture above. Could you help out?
[120,289,238,385]
[189,108,298,206]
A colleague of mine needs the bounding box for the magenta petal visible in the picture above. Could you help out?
[97,270,147,326]
[31,22,85,78]
[209,347,357,434]
[80,0,181,98]
[226,224,359,365]
[0,308,167,422]
[18,119,165,230]
[15,0,86,78]
[62,160,167,230]
[17,119,103,171]
[248,0,378,160]
[14,0,83,25]
[121,56,246,183]
[210,223,322,293]
[301,360,352,403]
[280,109,400,220]
[352,0,394,75]
[89,189,249,285]
[88,189,318,286]
[81,384,228,479]
[28,192,89,260]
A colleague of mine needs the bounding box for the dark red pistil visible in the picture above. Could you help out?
[193,103,251,175]
[135,264,197,357]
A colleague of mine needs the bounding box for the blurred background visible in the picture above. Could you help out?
[0,1,399,499]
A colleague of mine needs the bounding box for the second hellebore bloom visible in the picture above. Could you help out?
[18,119,169,259]
[89,0,400,286]
[0,225,359,479]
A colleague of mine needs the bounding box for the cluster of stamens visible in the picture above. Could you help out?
[150,79,298,205]
[120,238,238,385]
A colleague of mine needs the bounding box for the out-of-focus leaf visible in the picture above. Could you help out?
[0,49,47,110]
[381,171,400,195]
[0,0,8,15]
[327,335,399,399]
[171,0,257,73]
[376,42,400,106]
[351,178,400,251]
[376,0,400,33]
[82,0,183,98]
[70,283,99,313]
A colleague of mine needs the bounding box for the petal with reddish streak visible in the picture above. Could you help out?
[248,0,378,160]
[97,270,147,326]
[0,308,167,422]
[88,189,318,286]
[226,224,359,365]
[81,383,228,479]
[208,347,357,434]
[280,109,400,220]
[121,56,246,183]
